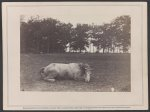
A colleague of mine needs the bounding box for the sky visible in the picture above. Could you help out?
[21,5,131,26]
[22,15,121,27]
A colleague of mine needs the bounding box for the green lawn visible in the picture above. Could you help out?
[20,53,131,92]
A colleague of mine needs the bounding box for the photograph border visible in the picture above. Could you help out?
[1,0,149,111]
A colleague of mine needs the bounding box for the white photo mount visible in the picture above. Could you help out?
[2,2,148,110]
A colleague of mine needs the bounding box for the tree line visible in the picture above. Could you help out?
[20,15,130,53]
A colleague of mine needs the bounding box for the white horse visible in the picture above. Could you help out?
[40,63,92,82]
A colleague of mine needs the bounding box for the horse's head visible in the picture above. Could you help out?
[79,63,93,82]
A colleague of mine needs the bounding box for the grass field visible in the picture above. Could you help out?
[20,53,130,92]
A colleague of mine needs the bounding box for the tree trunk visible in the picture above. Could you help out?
[90,44,91,53]
[97,45,100,53]
[80,49,81,53]
[103,48,105,53]
[68,43,70,53]
[47,37,50,53]
[113,47,114,53]
[36,37,40,53]
[93,45,94,53]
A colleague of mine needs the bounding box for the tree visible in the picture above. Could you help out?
[40,18,59,53]
[91,24,113,53]
[91,15,131,53]
[20,15,131,54]
[20,21,29,53]
[20,17,42,53]
[111,15,131,53]
[70,24,90,53]
[56,22,73,52]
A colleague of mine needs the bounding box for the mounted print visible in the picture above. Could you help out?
[2,2,148,110]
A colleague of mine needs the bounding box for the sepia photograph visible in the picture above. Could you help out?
[20,14,131,92]
[2,2,148,110]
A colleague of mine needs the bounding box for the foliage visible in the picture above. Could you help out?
[91,15,131,53]
[70,24,90,52]
[20,15,131,53]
